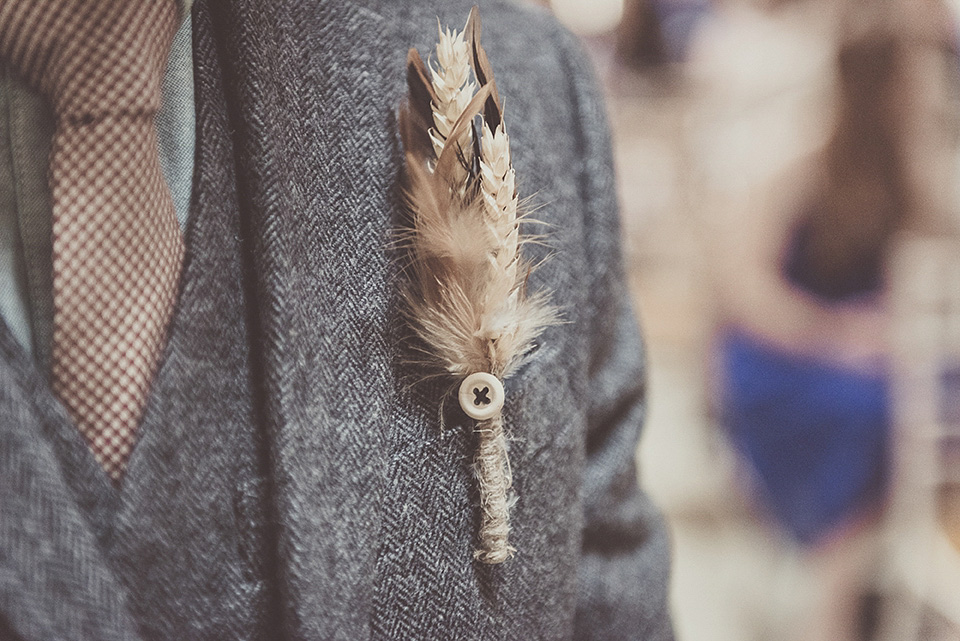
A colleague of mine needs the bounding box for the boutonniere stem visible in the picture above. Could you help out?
[399,7,558,564]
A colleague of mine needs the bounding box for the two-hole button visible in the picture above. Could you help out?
[458,372,504,420]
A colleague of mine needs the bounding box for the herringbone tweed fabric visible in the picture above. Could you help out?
[0,0,184,481]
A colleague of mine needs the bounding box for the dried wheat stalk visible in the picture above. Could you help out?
[429,21,476,179]
[398,7,557,564]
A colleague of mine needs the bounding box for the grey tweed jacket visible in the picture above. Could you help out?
[0,0,672,639]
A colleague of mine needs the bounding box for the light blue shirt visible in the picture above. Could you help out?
[0,4,195,368]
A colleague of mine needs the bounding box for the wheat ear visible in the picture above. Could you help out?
[479,121,519,288]
[429,20,476,180]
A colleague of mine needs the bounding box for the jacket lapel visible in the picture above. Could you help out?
[0,327,140,641]
[99,7,278,637]
[204,1,403,637]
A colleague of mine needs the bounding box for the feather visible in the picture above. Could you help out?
[465,6,502,131]
[403,48,439,164]
[399,6,558,564]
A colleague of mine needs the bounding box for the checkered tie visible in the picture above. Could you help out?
[0,0,184,482]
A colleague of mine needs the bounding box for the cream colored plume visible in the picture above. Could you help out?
[398,7,557,564]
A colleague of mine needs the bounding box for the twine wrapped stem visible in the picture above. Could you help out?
[474,414,515,563]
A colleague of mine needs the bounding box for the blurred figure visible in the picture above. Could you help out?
[687,0,959,639]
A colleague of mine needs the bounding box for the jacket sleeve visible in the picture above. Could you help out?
[551,26,675,641]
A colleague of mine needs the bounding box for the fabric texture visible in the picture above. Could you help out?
[0,8,194,362]
[0,0,187,480]
[0,0,673,638]
[157,16,196,231]
[0,75,38,355]
[0,74,55,363]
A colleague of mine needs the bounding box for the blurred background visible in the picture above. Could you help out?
[532,0,960,639]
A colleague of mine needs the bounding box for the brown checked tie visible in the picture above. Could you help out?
[0,0,184,482]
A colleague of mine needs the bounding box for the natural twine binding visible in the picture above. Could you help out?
[474,415,515,563]
[398,7,558,563]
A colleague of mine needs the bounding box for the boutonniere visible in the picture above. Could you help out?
[398,7,558,563]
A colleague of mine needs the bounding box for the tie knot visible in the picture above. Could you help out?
[0,0,180,120]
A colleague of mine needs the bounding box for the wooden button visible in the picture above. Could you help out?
[458,372,504,420]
